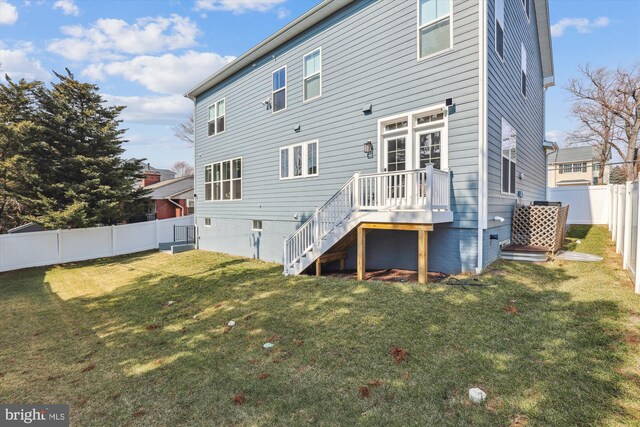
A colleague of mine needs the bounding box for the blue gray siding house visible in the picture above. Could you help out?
[186,0,554,276]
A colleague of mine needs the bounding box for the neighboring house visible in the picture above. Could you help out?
[143,175,194,220]
[7,223,46,234]
[548,146,610,187]
[186,0,555,277]
[138,162,176,187]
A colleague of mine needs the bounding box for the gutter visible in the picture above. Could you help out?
[167,197,185,217]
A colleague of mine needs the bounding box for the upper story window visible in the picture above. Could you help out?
[521,43,527,97]
[559,162,588,174]
[501,118,517,195]
[495,0,504,60]
[303,48,322,102]
[280,140,319,179]
[417,0,452,60]
[521,0,530,19]
[208,98,225,137]
[204,157,242,201]
[272,66,287,113]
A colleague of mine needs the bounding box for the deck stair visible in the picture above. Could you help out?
[283,165,453,275]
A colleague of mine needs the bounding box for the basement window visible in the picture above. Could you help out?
[204,218,212,227]
[252,220,263,231]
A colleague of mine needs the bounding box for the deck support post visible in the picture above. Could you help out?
[315,258,321,277]
[418,229,428,285]
[357,226,366,281]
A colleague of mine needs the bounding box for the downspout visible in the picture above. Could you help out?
[476,0,488,274]
[167,198,185,217]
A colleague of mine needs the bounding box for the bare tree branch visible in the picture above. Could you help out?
[173,115,194,146]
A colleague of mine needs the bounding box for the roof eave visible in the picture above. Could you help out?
[534,0,555,88]
[184,0,354,100]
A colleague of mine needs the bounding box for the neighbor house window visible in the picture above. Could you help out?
[279,140,319,179]
[521,43,527,97]
[208,158,241,201]
[573,162,587,173]
[252,220,262,231]
[560,163,572,174]
[521,0,529,19]
[495,0,504,60]
[418,0,452,59]
[501,118,517,195]
[208,98,225,136]
[303,48,322,101]
[272,66,286,112]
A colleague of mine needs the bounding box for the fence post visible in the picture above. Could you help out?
[111,225,116,256]
[617,185,626,254]
[57,229,63,264]
[155,219,160,248]
[623,183,633,268]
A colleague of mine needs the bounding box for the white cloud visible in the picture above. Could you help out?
[0,1,19,25]
[53,0,79,16]
[195,0,286,14]
[47,14,200,61]
[0,42,51,81]
[82,50,235,95]
[551,16,610,37]
[104,93,193,124]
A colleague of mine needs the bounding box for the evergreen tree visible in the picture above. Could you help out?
[30,70,150,228]
[0,75,43,233]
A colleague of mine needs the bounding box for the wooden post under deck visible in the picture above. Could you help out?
[357,223,433,285]
[357,226,366,280]
[418,229,428,285]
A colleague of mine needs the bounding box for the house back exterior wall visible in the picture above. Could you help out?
[483,0,547,266]
[193,0,550,272]
[194,0,482,272]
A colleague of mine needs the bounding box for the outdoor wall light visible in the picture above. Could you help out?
[362,103,373,114]
[294,124,301,133]
[363,140,374,159]
[262,98,271,109]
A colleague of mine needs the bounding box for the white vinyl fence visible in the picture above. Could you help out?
[550,184,640,293]
[0,215,194,273]
[548,185,611,225]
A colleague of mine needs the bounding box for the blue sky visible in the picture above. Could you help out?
[0,0,638,169]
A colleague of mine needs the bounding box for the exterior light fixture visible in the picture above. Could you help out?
[363,140,374,159]
[294,124,301,133]
[362,103,372,114]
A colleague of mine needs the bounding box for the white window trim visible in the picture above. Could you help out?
[303,47,322,103]
[494,0,505,61]
[204,156,243,202]
[252,220,263,231]
[272,66,287,114]
[376,104,449,172]
[279,139,319,180]
[416,0,454,62]
[521,43,527,99]
[500,117,517,197]
[207,97,226,138]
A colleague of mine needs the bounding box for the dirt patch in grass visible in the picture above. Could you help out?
[318,268,447,283]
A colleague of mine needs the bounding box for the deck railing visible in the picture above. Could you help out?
[283,165,450,271]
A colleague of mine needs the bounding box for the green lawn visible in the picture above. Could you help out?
[1,225,639,426]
